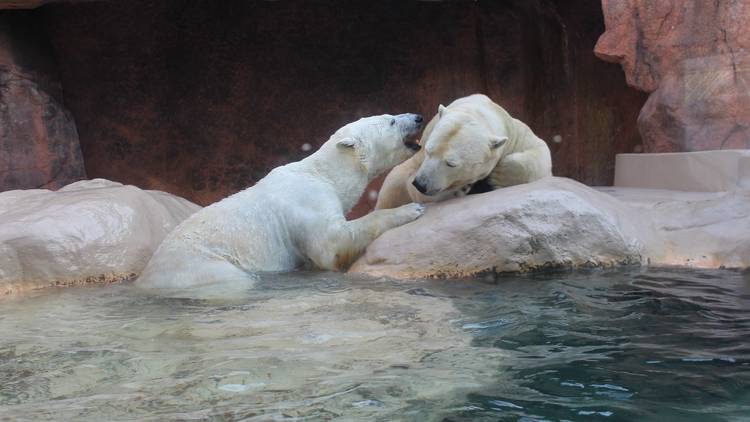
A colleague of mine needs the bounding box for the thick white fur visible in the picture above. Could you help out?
[375,94,552,209]
[137,114,424,289]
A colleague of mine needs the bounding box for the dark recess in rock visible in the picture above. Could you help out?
[0,11,85,191]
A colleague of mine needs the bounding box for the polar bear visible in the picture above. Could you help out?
[375,94,552,209]
[137,113,425,289]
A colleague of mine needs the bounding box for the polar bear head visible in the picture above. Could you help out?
[334,113,424,178]
[411,105,507,196]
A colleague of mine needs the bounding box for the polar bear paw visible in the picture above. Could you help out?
[395,202,426,223]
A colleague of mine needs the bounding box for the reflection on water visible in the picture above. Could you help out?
[1,268,749,421]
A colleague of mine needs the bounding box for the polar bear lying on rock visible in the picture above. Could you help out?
[137,114,425,289]
[375,94,552,209]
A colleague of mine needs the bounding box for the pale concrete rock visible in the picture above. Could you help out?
[0,179,200,295]
[350,177,653,279]
[615,150,750,192]
[609,150,750,268]
[352,175,750,279]
[601,187,750,269]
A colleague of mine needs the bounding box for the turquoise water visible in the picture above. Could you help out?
[1,268,748,421]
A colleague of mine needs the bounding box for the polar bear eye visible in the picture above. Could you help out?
[445,160,458,168]
[390,118,396,126]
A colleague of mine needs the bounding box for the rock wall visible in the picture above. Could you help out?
[595,0,750,152]
[35,0,645,215]
[0,12,85,191]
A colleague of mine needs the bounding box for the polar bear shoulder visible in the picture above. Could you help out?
[375,94,551,210]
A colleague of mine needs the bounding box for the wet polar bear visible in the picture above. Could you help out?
[375,94,551,209]
[138,114,425,289]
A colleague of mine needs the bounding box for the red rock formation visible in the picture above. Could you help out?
[595,0,750,152]
[639,54,750,152]
[0,13,85,190]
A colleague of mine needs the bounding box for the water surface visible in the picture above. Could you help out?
[1,268,748,421]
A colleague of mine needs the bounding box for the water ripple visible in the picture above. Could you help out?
[0,268,748,421]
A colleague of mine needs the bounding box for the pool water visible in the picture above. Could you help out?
[1,268,749,421]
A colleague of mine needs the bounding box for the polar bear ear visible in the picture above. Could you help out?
[489,136,508,150]
[438,104,447,118]
[336,137,360,150]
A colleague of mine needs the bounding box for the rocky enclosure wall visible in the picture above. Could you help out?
[21,0,645,215]
[595,0,750,153]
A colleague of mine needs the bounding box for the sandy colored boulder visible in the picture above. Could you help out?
[351,177,652,279]
[351,175,750,279]
[0,179,199,295]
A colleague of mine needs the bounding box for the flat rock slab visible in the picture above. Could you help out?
[0,179,199,295]
[351,177,750,279]
[603,186,750,269]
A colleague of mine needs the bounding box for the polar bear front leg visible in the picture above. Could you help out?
[375,162,415,210]
[487,147,553,188]
[307,203,425,271]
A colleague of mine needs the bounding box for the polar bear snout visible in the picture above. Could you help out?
[396,113,424,151]
[395,113,423,133]
[412,177,429,194]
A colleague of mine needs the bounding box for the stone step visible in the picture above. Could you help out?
[614,150,750,192]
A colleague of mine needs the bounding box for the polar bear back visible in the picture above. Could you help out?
[137,165,344,289]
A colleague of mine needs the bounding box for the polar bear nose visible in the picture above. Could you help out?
[414,115,423,124]
[412,178,428,194]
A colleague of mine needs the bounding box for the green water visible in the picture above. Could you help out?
[1,268,748,421]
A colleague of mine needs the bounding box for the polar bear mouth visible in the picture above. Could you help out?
[403,135,421,151]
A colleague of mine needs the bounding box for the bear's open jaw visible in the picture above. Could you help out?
[403,134,421,151]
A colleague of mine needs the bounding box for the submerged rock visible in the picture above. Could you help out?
[350,177,652,279]
[0,179,199,295]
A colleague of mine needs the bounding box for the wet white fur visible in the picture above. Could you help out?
[137,115,424,289]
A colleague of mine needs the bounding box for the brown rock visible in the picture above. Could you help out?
[595,0,750,152]
[0,13,86,191]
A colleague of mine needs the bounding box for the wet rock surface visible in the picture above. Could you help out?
[0,179,199,295]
